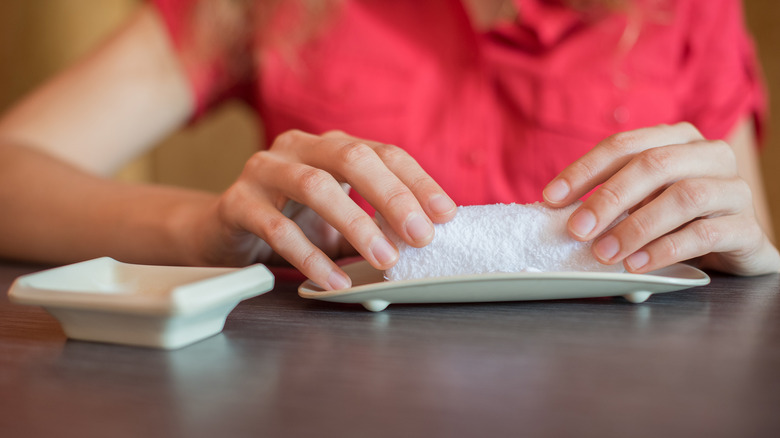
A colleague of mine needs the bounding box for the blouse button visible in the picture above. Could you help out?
[613,106,630,124]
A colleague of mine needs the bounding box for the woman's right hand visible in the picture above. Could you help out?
[192,129,457,290]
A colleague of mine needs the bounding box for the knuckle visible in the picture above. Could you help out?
[624,212,654,241]
[659,234,683,260]
[674,121,701,137]
[342,210,372,236]
[674,121,694,131]
[595,184,624,209]
[383,186,417,211]
[673,179,709,211]
[296,167,333,197]
[274,129,304,147]
[261,216,297,246]
[710,138,731,152]
[373,143,407,163]
[570,159,600,182]
[406,174,432,193]
[605,131,638,153]
[637,147,673,176]
[298,250,322,274]
[339,141,376,166]
[245,150,271,172]
[689,220,720,250]
[322,129,348,138]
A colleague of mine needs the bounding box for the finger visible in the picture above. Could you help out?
[621,214,760,274]
[291,130,456,226]
[313,131,456,222]
[543,122,704,206]
[260,159,400,270]
[305,137,437,247]
[369,143,457,223]
[280,183,351,220]
[628,187,664,214]
[568,139,738,240]
[272,130,456,247]
[239,204,352,290]
[590,177,752,264]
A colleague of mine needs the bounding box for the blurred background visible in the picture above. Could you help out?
[1,0,778,238]
[0,0,259,192]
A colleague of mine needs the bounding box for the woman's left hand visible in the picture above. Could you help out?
[542,122,780,276]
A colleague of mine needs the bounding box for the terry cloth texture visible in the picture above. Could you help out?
[380,202,626,281]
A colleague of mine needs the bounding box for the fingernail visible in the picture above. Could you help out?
[370,236,398,266]
[594,235,620,261]
[544,179,570,203]
[405,212,434,243]
[429,194,456,216]
[570,209,597,237]
[327,270,351,290]
[626,251,649,270]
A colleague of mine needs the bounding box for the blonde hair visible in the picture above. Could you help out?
[181,0,633,80]
[566,0,628,11]
[177,0,337,82]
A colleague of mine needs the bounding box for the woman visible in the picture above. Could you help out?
[0,0,777,290]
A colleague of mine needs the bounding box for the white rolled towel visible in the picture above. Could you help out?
[379,202,625,281]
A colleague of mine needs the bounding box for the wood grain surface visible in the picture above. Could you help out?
[2,262,780,438]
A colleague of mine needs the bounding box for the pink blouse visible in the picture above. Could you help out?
[152,0,766,211]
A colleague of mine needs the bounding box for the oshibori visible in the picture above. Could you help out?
[379,202,626,282]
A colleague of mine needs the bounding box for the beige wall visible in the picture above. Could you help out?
[1,0,779,237]
[745,0,780,240]
[0,0,258,191]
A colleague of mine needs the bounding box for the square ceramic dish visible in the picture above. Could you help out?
[8,257,274,349]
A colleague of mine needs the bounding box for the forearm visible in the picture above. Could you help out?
[0,143,217,266]
[0,5,193,177]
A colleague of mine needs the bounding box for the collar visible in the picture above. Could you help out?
[512,0,586,47]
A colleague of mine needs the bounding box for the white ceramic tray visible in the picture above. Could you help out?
[299,260,710,312]
[8,257,274,349]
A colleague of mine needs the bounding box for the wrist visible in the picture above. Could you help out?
[698,236,780,276]
[163,190,222,266]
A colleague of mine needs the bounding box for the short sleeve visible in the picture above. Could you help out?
[675,0,767,142]
[150,0,256,121]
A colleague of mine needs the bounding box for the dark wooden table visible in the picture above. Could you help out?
[2,260,780,438]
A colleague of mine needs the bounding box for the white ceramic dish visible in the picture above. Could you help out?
[8,257,274,349]
[299,260,710,312]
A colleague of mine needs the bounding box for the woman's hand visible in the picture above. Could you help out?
[542,122,780,276]
[191,129,457,290]
[0,7,456,278]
